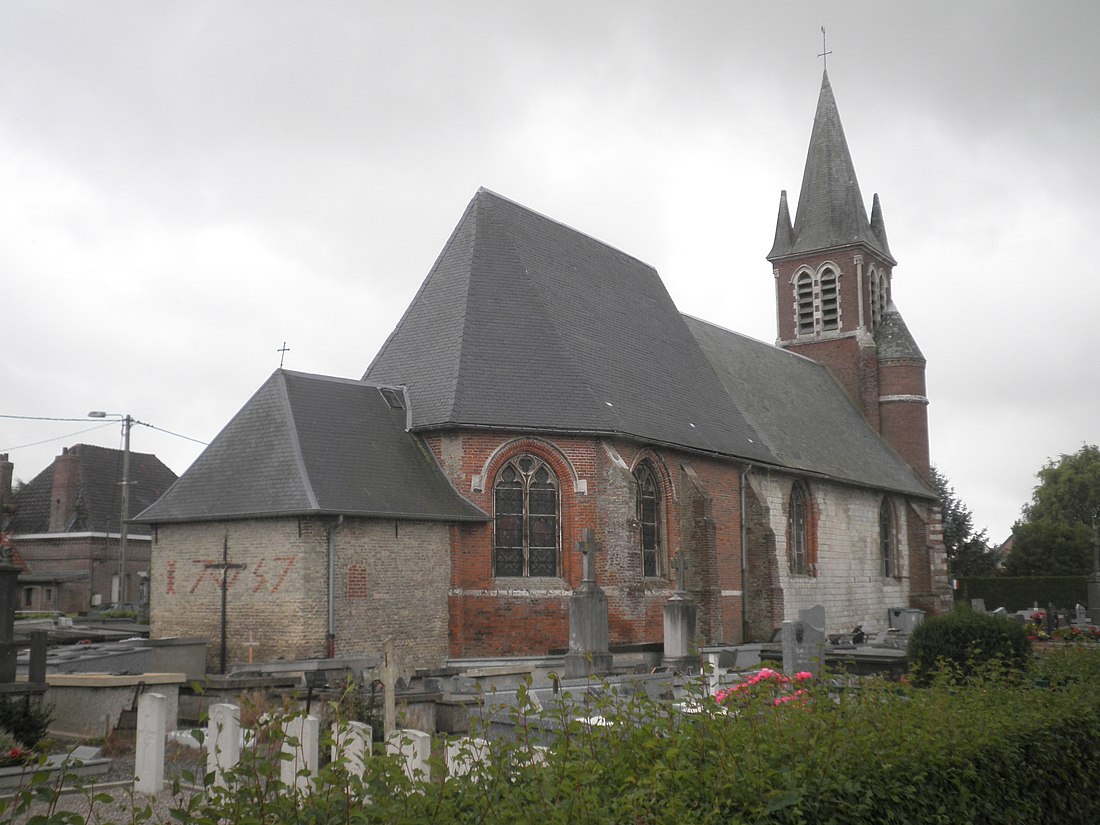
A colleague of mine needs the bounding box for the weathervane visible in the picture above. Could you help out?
[818,26,832,70]
[277,341,290,368]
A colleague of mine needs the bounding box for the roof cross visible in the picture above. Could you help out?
[818,26,832,70]
[277,341,290,368]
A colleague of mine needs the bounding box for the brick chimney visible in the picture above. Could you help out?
[48,447,80,532]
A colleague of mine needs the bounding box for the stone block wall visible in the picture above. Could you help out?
[150,517,452,672]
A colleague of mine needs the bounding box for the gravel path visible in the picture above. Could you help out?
[3,743,206,824]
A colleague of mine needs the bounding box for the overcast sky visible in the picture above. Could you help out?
[3,2,1098,543]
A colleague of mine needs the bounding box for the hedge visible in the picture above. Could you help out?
[957,576,1088,612]
[6,649,1100,824]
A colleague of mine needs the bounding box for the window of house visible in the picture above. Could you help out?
[44,587,53,605]
[23,588,33,608]
[880,498,896,577]
[494,453,560,577]
[820,268,839,330]
[635,463,661,578]
[788,483,813,575]
[796,272,815,335]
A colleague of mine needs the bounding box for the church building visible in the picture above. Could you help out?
[137,72,951,670]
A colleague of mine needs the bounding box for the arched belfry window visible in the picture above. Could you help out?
[870,271,888,330]
[880,498,896,577]
[794,267,840,336]
[819,268,838,330]
[635,463,661,578]
[788,483,814,576]
[494,454,560,577]
[796,272,815,335]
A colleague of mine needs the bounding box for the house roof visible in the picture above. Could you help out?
[684,317,933,497]
[7,444,177,536]
[134,370,487,524]
[364,187,775,464]
[769,70,894,264]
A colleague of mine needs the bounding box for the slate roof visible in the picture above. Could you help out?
[875,303,926,362]
[7,444,177,536]
[134,370,487,524]
[364,185,931,499]
[769,70,894,264]
[684,317,932,497]
[365,188,774,465]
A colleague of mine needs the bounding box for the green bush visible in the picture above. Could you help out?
[6,652,1100,823]
[907,606,1032,685]
[0,693,53,748]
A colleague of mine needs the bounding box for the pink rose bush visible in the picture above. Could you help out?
[715,668,814,708]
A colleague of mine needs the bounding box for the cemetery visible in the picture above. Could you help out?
[3,535,1100,823]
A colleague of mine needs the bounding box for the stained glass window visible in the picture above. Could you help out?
[636,463,661,578]
[494,454,560,577]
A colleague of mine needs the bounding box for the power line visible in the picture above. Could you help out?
[0,422,116,452]
[0,413,208,451]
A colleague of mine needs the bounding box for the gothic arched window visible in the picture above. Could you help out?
[880,498,896,577]
[635,463,661,578]
[788,483,814,575]
[494,454,560,577]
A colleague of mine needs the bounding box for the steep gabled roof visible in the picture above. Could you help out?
[875,303,926,362]
[769,70,894,263]
[134,370,487,524]
[684,316,933,498]
[365,187,774,463]
[8,444,177,536]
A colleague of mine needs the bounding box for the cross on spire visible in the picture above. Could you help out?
[277,341,290,368]
[818,26,832,70]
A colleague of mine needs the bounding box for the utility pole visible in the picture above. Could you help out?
[119,414,132,605]
[89,411,133,606]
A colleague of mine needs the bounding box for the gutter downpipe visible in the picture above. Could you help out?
[740,465,753,643]
[327,515,344,658]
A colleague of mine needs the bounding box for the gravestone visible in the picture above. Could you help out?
[1076,603,1089,626]
[1044,603,1057,636]
[970,598,986,613]
[564,529,613,678]
[662,553,698,673]
[781,605,826,677]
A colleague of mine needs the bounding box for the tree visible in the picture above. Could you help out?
[1004,444,1100,577]
[930,466,1000,578]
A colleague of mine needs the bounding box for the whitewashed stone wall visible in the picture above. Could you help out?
[756,475,910,634]
[149,517,451,670]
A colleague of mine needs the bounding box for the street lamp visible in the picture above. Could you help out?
[88,411,133,606]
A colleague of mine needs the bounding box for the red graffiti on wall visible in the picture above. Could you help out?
[173,555,297,596]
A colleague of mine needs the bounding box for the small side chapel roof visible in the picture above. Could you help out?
[133,370,487,524]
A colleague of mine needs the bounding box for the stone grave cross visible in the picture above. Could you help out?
[578,528,601,590]
[673,551,689,593]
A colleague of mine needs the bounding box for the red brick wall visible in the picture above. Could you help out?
[428,431,748,657]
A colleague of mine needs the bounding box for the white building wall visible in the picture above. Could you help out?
[758,475,910,634]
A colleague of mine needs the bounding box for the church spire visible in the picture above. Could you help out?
[769,70,894,264]
[768,190,793,258]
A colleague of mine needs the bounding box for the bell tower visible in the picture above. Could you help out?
[767,71,929,480]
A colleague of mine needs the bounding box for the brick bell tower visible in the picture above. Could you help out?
[767,70,930,481]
